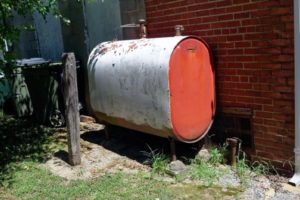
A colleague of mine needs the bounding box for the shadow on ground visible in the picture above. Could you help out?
[81,125,202,165]
[0,117,55,186]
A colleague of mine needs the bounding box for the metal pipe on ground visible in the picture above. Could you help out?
[226,137,241,167]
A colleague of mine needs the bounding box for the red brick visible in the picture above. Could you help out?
[236,56,253,62]
[275,55,294,63]
[235,41,251,48]
[270,39,292,47]
[188,2,216,11]
[271,8,292,16]
[227,49,243,55]
[216,0,233,7]
[227,34,243,41]
[250,9,270,18]
[241,19,259,26]
[234,12,250,19]
[210,7,227,15]
[281,15,293,22]
[218,14,234,21]
[233,0,250,4]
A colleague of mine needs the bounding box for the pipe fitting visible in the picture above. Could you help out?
[226,137,241,166]
[139,19,147,38]
[175,25,184,36]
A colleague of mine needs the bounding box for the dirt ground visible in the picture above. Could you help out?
[43,119,300,200]
[43,122,150,180]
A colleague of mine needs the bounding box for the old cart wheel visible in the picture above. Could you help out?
[49,109,65,127]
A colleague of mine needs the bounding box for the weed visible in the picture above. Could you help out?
[282,157,294,174]
[209,147,225,165]
[236,157,251,176]
[142,145,169,175]
[190,162,217,185]
[189,155,228,186]
[251,161,270,176]
[236,153,271,178]
[151,153,169,175]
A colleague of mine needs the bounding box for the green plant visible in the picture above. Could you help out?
[209,147,225,165]
[142,146,169,175]
[236,153,251,177]
[251,161,270,176]
[190,160,224,186]
[0,1,57,54]
[151,153,169,175]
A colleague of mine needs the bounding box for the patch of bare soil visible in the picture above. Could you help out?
[43,122,150,180]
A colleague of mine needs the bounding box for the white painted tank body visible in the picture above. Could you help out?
[87,36,215,142]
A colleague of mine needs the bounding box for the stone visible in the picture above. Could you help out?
[281,183,300,193]
[265,188,275,200]
[197,148,211,162]
[80,115,96,123]
[168,160,187,176]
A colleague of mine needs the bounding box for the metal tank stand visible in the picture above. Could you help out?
[169,138,177,161]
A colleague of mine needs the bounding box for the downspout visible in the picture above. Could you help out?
[289,0,300,186]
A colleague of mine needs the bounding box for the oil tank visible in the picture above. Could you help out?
[87,36,215,143]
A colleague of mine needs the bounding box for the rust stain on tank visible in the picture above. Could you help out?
[93,112,174,139]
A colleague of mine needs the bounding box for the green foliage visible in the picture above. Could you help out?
[236,154,271,178]
[251,161,270,176]
[235,153,270,186]
[190,161,219,186]
[0,0,74,68]
[0,1,54,47]
[236,154,251,181]
[209,147,225,165]
[142,146,169,175]
[151,153,169,175]
[189,154,228,186]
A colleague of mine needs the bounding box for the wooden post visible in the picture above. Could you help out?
[62,53,81,165]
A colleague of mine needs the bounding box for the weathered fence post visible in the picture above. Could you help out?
[62,53,81,165]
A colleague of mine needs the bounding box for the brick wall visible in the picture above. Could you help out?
[145,0,294,171]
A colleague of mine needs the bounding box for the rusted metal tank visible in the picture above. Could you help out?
[87,36,215,143]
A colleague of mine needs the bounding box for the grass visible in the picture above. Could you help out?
[251,161,270,176]
[151,153,169,175]
[0,162,175,200]
[189,147,228,186]
[0,110,3,119]
[235,152,271,186]
[0,117,63,187]
[189,160,223,185]
[142,146,169,175]
[0,161,244,200]
[0,116,273,199]
[209,147,225,165]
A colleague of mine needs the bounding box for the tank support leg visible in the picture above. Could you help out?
[104,125,110,140]
[170,138,177,161]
